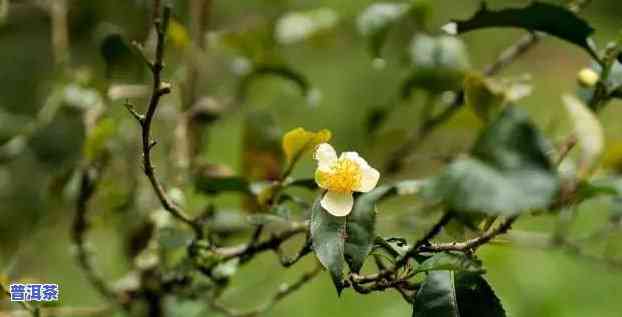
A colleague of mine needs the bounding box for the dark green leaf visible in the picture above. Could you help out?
[446,2,597,59]
[472,107,553,171]
[413,271,506,317]
[423,107,559,215]
[99,33,143,81]
[415,252,484,274]
[310,195,346,294]
[285,178,317,190]
[194,175,251,195]
[344,186,396,273]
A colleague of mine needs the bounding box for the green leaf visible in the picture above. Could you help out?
[238,65,311,102]
[373,236,410,258]
[281,127,331,164]
[344,186,396,273]
[83,117,116,161]
[444,2,597,59]
[562,95,604,176]
[194,175,251,195]
[403,34,470,95]
[423,107,559,215]
[464,73,506,122]
[415,252,484,274]
[357,1,429,58]
[99,32,143,81]
[471,107,552,171]
[310,195,346,294]
[413,271,506,317]
[275,8,339,45]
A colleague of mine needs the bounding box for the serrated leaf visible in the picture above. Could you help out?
[562,95,604,176]
[423,107,559,215]
[275,8,339,45]
[415,252,484,274]
[413,271,506,317]
[445,2,597,59]
[310,195,346,294]
[344,186,396,273]
[194,175,251,195]
[357,1,429,58]
[282,127,332,164]
[403,34,470,95]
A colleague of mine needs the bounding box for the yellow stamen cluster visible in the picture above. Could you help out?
[315,158,362,193]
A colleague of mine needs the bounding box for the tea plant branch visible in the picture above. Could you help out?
[125,3,202,237]
[1,282,41,317]
[420,215,519,252]
[214,221,308,263]
[385,0,594,174]
[206,264,321,317]
[71,167,119,302]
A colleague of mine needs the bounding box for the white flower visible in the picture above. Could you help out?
[314,143,380,216]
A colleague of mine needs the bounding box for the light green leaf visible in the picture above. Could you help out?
[464,73,506,122]
[415,252,484,274]
[357,1,429,58]
[344,186,396,273]
[282,127,331,164]
[413,271,506,317]
[444,2,597,60]
[310,195,346,294]
[83,117,116,161]
[563,94,604,176]
[403,34,470,95]
[275,8,339,45]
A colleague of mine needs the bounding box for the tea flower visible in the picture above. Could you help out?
[314,143,380,216]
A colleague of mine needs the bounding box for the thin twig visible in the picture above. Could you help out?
[71,167,118,302]
[421,216,518,252]
[207,265,322,317]
[127,3,202,237]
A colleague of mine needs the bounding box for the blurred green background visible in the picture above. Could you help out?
[2,0,622,316]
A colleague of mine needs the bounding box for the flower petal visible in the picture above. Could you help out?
[340,152,380,192]
[315,143,337,170]
[357,166,380,192]
[321,191,354,217]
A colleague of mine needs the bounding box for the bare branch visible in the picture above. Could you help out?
[128,2,202,237]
